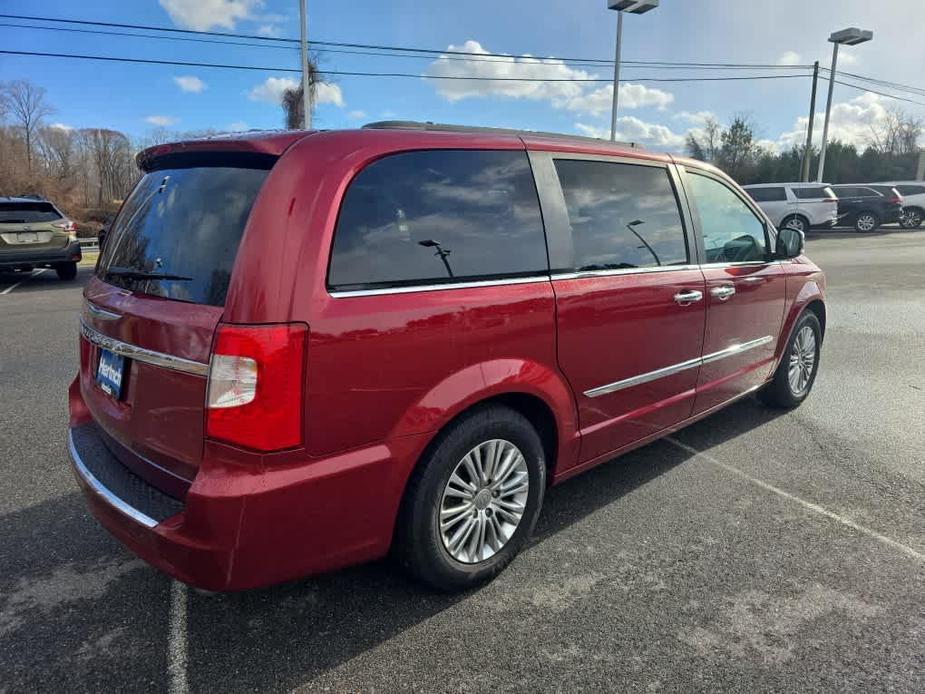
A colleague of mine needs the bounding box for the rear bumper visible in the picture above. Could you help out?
[68,381,427,590]
[0,241,82,267]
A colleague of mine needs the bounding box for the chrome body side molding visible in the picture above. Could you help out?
[79,319,209,377]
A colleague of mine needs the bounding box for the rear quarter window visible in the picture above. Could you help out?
[328,150,548,291]
[792,186,835,200]
[746,187,787,202]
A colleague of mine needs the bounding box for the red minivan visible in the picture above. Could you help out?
[68,123,826,591]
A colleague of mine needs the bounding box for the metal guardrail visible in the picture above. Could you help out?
[79,239,100,251]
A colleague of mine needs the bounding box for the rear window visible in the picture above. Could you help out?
[746,187,787,202]
[328,150,547,291]
[97,165,270,306]
[896,185,925,196]
[0,202,63,223]
[792,186,836,200]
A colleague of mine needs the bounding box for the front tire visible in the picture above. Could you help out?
[759,312,821,409]
[854,212,880,233]
[900,208,923,229]
[55,262,77,280]
[394,405,546,591]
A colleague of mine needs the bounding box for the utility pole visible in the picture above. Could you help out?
[609,9,624,142]
[800,61,819,182]
[299,0,312,129]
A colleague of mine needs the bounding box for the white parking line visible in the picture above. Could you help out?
[167,581,189,694]
[666,437,924,563]
[0,268,44,295]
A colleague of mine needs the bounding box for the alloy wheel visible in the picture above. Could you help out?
[901,210,922,228]
[439,439,529,564]
[784,217,806,233]
[856,214,877,232]
[788,325,817,395]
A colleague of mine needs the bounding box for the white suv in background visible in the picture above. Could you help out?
[877,181,925,228]
[743,183,839,233]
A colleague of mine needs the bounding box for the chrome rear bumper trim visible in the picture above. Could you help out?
[68,428,158,529]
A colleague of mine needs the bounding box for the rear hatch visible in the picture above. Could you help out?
[79,157,274,497]
[0,201,68,255]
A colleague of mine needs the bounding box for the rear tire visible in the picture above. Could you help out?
[759,312,821,409]
[56,262,77,281]
[394,404,546,591]
[780,215,808,234]
[854,212,880,233]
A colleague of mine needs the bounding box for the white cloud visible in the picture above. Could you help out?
[778,50,802,66]
[347,110,367,120]
[425,40,673,115]
[673,110,715,126]
[839,52,859,67]
[575,117,687,149]
[49,123,73,131]
[173,75,206,93]
[159,0,263,30]
[145,115,178,127]
[255,24,281,37]
[226,121,249,131]
[248,77,345,108]
[775,92,891,150]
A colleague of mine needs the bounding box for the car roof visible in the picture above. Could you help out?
[0,196,56,204]
[136,122,673,171]
[742,182,833,188]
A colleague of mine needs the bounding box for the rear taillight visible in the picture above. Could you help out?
[206,323,307,452]
[889,195,903,205]
[53,220,78,241]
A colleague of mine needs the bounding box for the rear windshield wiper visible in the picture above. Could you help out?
[106,266,193,281]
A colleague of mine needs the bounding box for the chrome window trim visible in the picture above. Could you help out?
[79,319,209,377]
[328,275,550,298]
[584,335,774,398]
[552,264,701,281]
[67,429,158,529]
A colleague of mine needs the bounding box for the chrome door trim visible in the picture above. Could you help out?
[68,429,158,529]
[79,319,209,377]
[328,275,550,298]
[551,264,701,281]
[584,335,774,398]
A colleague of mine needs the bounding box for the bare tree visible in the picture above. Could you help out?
[79,128,136,206]
[869,108,923,156]
[38,126,78,181]
[0,80,54,172]
[685,116,723,163]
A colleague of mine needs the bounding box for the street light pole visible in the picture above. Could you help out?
[607,0,658,142]
[816,27,872,182]
[299,0,312,129]
[609,10,624,142]
[800,61,820,182]
[816,43,839,182]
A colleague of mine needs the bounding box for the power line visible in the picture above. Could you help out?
[833,79,925,107]
[0,49,812,83]
[0,13,812,70]
[0,21,812,72]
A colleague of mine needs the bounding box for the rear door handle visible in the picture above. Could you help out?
[673,289,704,306]
[710,285,736,301]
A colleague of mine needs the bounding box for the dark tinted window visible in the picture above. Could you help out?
[792,186,835,199]
[328,150,547,290]
[896,185,925,196]
[746,187,786,202]
[866,186,896,197]
[834,186,878,197]
[98,165,270,306]
[688,173,768,263]
[553,160,688,271]
[0,202,63,223]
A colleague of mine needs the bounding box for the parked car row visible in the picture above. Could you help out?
[743,181,925,233]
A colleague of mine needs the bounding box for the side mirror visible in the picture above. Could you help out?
[776,226,804,259]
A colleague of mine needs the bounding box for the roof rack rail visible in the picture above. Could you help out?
[362,120,640,149]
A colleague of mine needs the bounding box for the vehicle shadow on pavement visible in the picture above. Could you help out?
[182,398,787,693]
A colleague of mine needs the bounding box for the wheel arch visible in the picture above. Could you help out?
[780,213,810,230]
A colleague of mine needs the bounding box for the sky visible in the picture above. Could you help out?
[1,0,923,153]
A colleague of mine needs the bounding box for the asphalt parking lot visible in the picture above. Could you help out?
[1,230,923,693]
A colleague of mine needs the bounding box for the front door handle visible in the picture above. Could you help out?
[710,285,736,301]
[673,289,704,306]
